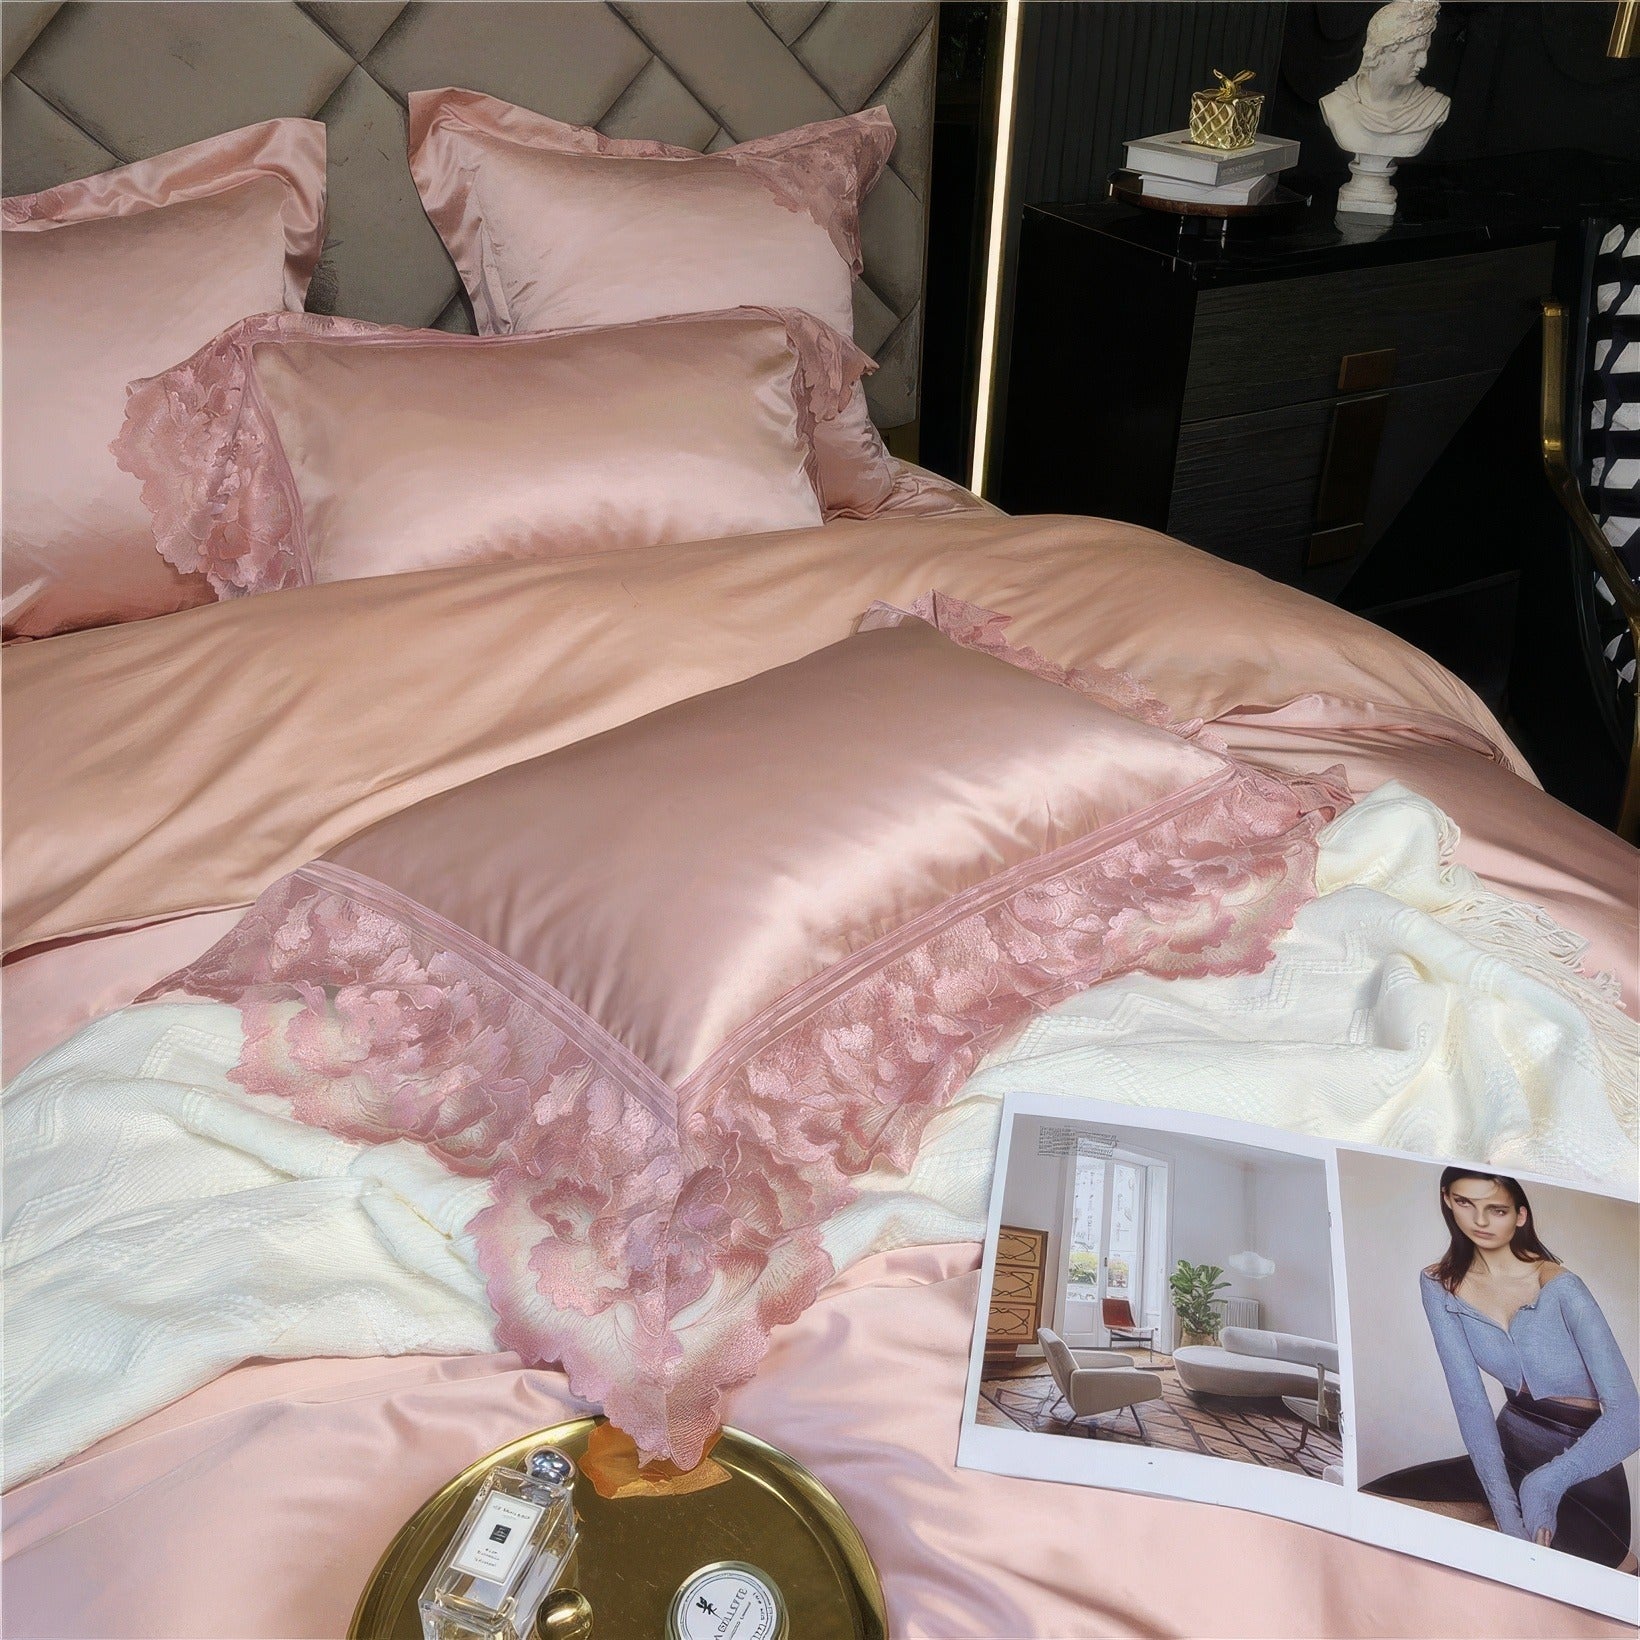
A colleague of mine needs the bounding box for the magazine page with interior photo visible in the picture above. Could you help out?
[957,1093,1640,1623]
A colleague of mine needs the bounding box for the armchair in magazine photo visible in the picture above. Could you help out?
[1101,1295,1160,1362]
[1037,1328,1167,1440]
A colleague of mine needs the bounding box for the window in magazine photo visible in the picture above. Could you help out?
[973,1115,1341,1483]
[958,1094,1640,1624]
[1337,1149,1640,1575]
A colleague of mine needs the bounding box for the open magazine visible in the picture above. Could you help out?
[957,1093,1640,1622]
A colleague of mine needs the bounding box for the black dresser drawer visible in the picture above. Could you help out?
[1180,243,1555,419]
[1167,400,1332,582]
[1168,369,1509,585]
[998,163,1638,708]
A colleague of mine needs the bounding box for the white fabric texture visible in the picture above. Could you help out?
[950,785,1635,1191]
[2,1011,498,1489]
[4,784,1635,1488]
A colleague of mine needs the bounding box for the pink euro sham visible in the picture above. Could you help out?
[1,120,325,639]
[407,89,900,517]
[150,598,1344,1467]
[114,308,866,596]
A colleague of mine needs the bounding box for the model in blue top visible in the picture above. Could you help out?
[1419,1167,1639,1571]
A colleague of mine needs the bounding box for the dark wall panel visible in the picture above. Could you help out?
[977,2,1287,488]
[1270,2,1640,188]
[1017,2,1289,208]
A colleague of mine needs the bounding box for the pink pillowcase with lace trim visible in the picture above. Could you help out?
[407,89,900,518]
[150,594,1344,1467]
[2,119,325,639]
[114,307,867,597]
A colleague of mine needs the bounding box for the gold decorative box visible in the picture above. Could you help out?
[1188,69,1264,151]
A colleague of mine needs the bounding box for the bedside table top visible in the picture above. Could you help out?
[1028,149,1640,285]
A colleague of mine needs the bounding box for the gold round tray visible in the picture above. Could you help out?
[349,1417,886,1639]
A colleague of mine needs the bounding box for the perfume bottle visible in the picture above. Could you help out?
[419,1447,580,1640]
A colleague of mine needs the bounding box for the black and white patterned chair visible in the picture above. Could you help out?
[1542,221,1640,842]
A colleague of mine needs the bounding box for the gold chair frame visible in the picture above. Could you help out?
[1540,299,1640,843]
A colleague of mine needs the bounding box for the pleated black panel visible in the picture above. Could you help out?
[1017,2,1288,208]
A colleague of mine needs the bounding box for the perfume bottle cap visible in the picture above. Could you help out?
[525,1446,576,1489]
[538,1588,595,1638]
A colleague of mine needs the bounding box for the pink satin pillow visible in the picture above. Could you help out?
[407,89,899,518]
[115,308,868,595]
[2,120,325,639]
[156,599,1335,1465]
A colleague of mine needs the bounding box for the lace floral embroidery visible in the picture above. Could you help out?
[768,307,875,423]
[150,748,1336,1467]
[111,311,381,598]
[3,188,76,227]
[759,307,877,503]
[512,107,895,276]
[720,113,896,276]
[860,592,1225,747]
[112,308,871,602]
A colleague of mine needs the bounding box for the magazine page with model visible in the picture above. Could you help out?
[1415,1168,1637,1571]
[958,1094,1639,1622]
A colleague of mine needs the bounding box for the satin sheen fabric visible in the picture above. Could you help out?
[325,619,1226,1082]
[249,313,828,585]
[3,1251,1629,1639]
[408,90,870,340]
[407,89,898,517]
[0,910,247,1081]
[8,706,1632,1087]
[1,510,1557,958]
[1,120,325,639]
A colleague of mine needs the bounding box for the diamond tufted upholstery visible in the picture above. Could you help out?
[0,1,933,426]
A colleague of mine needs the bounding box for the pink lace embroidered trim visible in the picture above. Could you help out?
[721,113,895,277]
[766,307,877,505]
[769,307,876,423]
[862,591,1226,747]
[147,606,1348,1467]
[111,311,380,597]
[111,308,873,601]
[493,107,896,278]
[3,190,69,227]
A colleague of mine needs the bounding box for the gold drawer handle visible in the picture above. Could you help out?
[1307,389,1392,570]
[1337,347,1398,394]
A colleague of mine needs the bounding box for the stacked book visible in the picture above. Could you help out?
[1123,129,1300,208]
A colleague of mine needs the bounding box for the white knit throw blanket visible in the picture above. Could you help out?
[4,785,1634,1488]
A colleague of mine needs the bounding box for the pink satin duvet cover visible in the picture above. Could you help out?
[3,509,1636,1638]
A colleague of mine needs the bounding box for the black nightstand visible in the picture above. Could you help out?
[999,152,1639,701]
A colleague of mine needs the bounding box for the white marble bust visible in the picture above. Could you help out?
[1322,0,1451,215]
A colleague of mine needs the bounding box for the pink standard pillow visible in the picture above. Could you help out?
[2,120,325,639]
[152,596,1343,1465]
[407,88,900,518]
[114,308,869,594]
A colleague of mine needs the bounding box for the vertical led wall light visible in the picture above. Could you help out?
[968,0,1024,498]
[1609,0,1638,57]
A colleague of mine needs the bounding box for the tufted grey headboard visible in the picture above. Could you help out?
[0,1,934,428]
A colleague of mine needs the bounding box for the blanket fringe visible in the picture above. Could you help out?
[1428,821,1635,1140]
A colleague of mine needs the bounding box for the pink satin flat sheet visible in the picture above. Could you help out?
[4,1245,1629,1639]
[1,909,244,1080]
